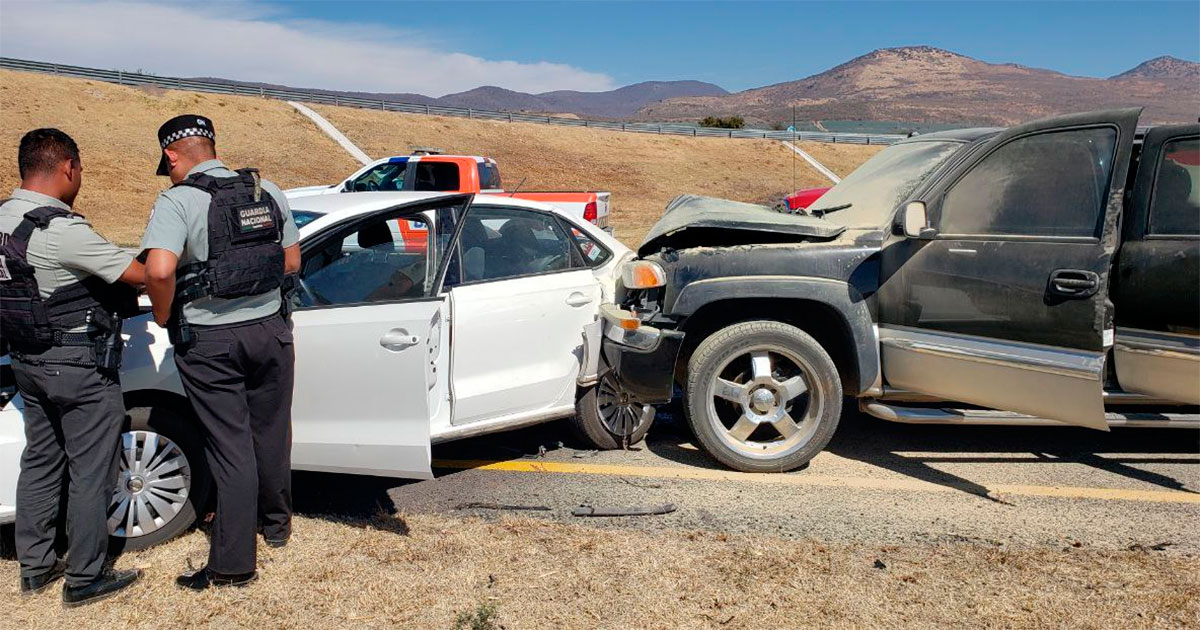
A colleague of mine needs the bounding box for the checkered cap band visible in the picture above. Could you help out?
[160,127,215,149]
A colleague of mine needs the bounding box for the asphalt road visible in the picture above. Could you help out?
[293,407,1200,554]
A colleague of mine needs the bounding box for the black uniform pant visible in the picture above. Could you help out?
[13,349,124,587]
[174,315,294,575]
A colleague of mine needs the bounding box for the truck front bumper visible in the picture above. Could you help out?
[599,304,684,404]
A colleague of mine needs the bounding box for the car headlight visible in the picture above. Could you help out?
[621,260,666,289]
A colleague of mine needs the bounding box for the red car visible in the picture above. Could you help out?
[783,187,830,212]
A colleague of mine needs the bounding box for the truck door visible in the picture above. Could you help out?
[876,109,1141,430]
[1111,124,1200,404]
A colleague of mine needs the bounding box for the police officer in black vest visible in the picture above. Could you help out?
[141,115,300,590]
[1,129,145,605]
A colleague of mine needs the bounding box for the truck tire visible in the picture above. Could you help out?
[108,400,211,552]
[572,373,655,450]
[685,320,842,473]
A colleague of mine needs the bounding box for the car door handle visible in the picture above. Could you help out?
[565,292,594,307]
[1046,269,1100,299]
[379,328,420,351]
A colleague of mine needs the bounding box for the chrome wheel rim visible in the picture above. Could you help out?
[596,373,654,438]
[108,430,191,538]
[704,344,821,460]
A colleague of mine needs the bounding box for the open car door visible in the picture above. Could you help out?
[1111,124,1200,404]
[877,109,1142,430]
[288,194,471,478]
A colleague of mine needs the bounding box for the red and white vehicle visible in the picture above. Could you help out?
[286,153,613,233]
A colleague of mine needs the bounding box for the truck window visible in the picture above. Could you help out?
[414,162,461,191]
[478,163,503,190]
[939,127,1116,238]
[349,162,406,192]
[1148,137,1200,236]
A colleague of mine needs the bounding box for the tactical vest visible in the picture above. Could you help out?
[0,205,136,359]
[172,168,286,305]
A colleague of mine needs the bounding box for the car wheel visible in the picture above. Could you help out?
[108,402,211,552]
[572,371,655,449]
[685,320,842,473]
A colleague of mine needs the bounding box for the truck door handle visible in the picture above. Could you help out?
[1047,269,1100,299]
[379,328,420,351]
[565,292,593,307]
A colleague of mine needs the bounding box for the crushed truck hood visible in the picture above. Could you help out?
[638,195,846,256]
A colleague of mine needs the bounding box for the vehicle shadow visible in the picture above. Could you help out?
[290,471,413,535]
[644,402,1200,500]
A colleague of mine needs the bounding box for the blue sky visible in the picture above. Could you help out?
[267,0,1200,91]
[2,1,1197,95]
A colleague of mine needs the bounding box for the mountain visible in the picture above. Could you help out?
[190,76,726,119]
[432,80,728,118]
[636,47,1200,126]
[1111,55,1200,81]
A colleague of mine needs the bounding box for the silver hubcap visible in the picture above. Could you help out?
[108,430,191,538]
[596,373,655,438]
[706,347,821,459]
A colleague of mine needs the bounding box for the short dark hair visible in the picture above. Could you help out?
[18,128,80,179]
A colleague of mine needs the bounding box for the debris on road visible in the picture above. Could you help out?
[455,502,552,512]
[572,503,677,517]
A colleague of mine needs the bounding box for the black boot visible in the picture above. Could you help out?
[20,559,66,595]
[176,567,258,591]
[62,569,142,607]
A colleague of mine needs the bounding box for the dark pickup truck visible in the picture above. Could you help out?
[602,108,1199,472]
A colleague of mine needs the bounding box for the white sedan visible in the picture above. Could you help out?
[0,192,664,549]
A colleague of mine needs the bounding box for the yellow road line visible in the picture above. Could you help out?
[431,459,1200,504]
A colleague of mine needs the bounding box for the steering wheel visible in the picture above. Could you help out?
[297,276,331,306]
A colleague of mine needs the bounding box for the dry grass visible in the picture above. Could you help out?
[314,106,882,247]
[0,69,882,249]
[0,70,359,245]
[2,513,1196,629]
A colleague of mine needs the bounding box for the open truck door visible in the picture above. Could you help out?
[877,109,1142,430]
[1111,124,1200,404]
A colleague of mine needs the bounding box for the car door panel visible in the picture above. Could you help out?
[1111,125,1200,403]
[290,299,445,479]
[449,269,600,426]
[878,108,1141,430]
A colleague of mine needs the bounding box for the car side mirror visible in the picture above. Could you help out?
[902,202,937,239]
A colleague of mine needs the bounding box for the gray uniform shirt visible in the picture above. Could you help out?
[0,188,133,333]
[140,160,299,326]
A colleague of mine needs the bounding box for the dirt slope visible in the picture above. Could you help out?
[313,104,879,246]
[639,47,1200,127]
[0,69,881,247]
[0,69,360,245]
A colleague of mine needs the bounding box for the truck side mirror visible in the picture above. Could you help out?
[902,201,936,239]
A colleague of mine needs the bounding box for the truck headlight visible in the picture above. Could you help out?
[621,260,666,289]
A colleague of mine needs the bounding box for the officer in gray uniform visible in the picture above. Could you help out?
[140,115,300,590]
[0,128,144,605]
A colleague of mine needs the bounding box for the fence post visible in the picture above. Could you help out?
[658,125,662,134]
[508,112,513,123]
[621,123,626,131]
[425,104,430,114]
[117,70,123,85]
[381,99,385,110]
[693,128,696,137]
[334,96,339,106]
[469,108,473,119]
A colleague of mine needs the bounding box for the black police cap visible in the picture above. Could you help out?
[156,114,215,176]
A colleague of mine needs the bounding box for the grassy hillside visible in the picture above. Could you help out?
[0,69,881,247]
[314,104,880,246]
[0,69,360,245]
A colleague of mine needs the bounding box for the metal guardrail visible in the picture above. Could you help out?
[0,57,905,146]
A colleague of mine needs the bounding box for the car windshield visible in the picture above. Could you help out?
[811,140,962,228]
[292,210,322,229]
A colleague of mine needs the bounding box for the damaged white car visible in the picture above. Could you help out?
[0,192,665,548]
